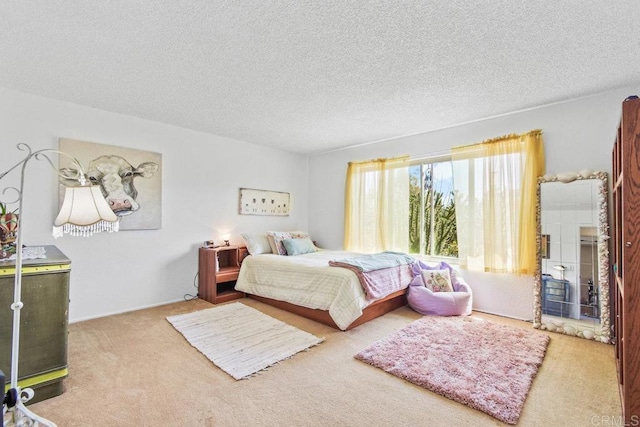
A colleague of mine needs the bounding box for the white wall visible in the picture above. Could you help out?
[308,86,640,320]
[4,85,638,323]
[0,88,309,322]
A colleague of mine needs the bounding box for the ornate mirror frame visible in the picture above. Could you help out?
[532,171,611,343]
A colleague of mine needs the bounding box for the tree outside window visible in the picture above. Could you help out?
[409,159,458,258]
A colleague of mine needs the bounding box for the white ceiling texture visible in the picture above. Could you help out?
[1,1,639,155]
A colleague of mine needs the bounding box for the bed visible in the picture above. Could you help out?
[234,250,413,330]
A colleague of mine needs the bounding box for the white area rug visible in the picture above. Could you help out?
[167,302,324,380]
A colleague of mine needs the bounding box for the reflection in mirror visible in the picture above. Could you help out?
[533,171,610,343]
[579,227,599,319]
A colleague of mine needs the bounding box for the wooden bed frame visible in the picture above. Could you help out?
[248,288,407,330]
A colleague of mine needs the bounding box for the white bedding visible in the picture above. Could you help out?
[235,250,371,330]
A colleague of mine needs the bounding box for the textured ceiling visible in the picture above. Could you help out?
[1,1,639,155]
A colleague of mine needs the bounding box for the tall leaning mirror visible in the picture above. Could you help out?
[532,171,610,343]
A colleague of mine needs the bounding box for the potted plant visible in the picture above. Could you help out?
[0,202,18,258]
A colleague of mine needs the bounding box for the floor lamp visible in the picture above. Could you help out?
[1,143,119,427]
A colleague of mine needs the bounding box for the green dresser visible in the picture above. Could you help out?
[1,245,71,404]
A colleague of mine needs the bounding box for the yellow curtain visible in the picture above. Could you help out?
[344,156,410,252]
[451,130,545,274]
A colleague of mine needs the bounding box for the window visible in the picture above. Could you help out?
[409,157,458,258]
[343,130,542,274]
[451,130,544,274]
[344,156,409,253]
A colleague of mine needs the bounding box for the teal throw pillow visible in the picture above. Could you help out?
[282,237,317,256]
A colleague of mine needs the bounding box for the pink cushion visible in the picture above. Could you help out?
[407,261,472,316]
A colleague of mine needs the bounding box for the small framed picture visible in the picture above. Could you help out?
[239,188,290,216]
[541,234,550,259]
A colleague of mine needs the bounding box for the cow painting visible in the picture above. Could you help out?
[61,155,160,216]
[87,155,159,216]
[58,138,162,230]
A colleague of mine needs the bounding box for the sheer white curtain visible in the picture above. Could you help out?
[451,130,544,274]
[344,156,409,253]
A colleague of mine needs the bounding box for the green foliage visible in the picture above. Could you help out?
[409,174,458,257]
[0,202,18,215]
[429,191,458,257]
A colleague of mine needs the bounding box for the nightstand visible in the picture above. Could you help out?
[198,245,248,304]
[541,276,570,318]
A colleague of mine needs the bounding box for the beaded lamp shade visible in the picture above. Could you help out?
[52,185,119,238]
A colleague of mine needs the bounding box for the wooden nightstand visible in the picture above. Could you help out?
[198,245,248,304]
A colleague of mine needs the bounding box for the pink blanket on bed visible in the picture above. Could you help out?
[329,261,414,301]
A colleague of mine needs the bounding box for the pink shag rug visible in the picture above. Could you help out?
[355,316,550,424]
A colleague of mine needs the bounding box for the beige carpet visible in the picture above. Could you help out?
[167,302,323,379]
[29,299,621,426]
[355,316,550,424]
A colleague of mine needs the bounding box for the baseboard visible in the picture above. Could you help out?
[69,298,188,324]
[472,308,533,323]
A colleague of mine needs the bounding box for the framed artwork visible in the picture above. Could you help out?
[239,188,290,216]
[58,138,162,230]
[541,234,550,259]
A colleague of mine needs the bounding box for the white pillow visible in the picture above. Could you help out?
[240,233,273,255]
[420,269,454,293]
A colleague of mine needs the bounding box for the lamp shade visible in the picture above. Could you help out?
[52,185,119,238]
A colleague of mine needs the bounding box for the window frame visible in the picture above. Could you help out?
[409,154,460,263]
